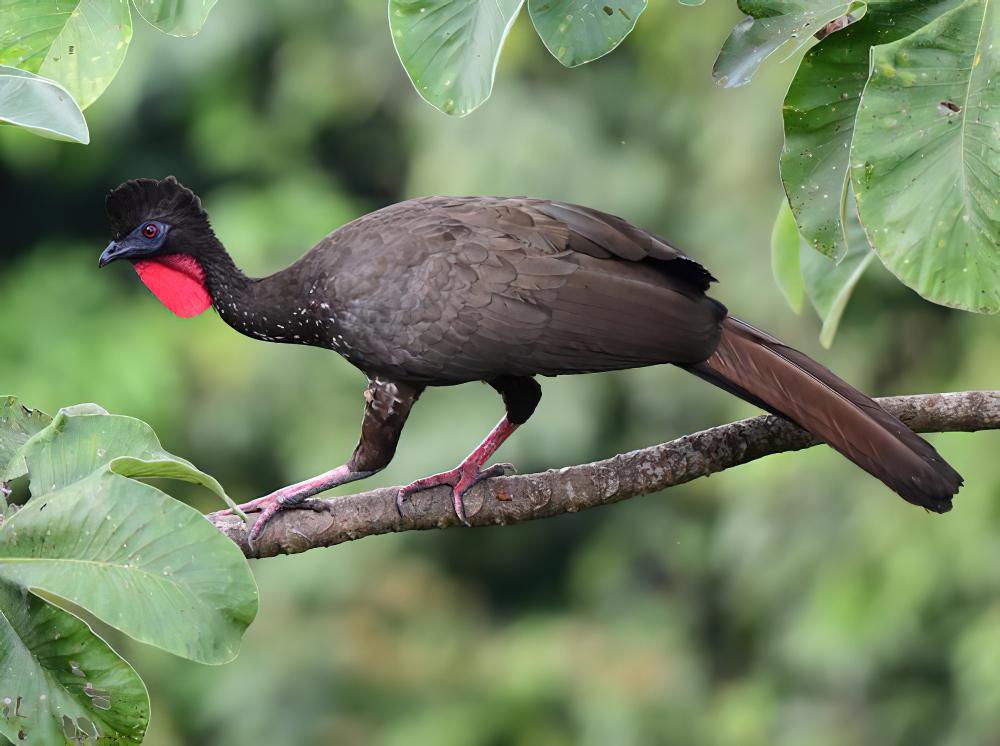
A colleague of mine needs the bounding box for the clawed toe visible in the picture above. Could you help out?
[246,495,314,547]
[394,417,521,525]
[479,463,514,479]
[396,461,515,525]
[212,494,273,517]
[216,495,335,549]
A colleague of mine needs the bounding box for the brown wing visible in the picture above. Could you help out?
[316,196,726,384]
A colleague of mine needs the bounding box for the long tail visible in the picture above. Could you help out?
[685,316,962,512]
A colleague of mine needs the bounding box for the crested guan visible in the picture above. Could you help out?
[99,177,962,543]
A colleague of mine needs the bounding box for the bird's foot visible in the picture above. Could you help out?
[396,462,515,526]
[209,464,363,548]
[211,490,332,548]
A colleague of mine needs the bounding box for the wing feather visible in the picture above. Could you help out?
[318,196,725,383]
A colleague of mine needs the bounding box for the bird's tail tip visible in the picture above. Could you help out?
[690,316,964,512]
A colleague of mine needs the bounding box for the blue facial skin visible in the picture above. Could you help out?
[99,221,170,267]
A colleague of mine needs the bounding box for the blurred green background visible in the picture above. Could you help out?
[2,1,999,744]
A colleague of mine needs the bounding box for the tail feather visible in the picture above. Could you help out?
[686,317,962,512]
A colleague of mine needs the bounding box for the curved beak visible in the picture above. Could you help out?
[99,241,123,268]
[99,239,152,268]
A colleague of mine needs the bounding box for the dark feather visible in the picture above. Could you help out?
[104,181,963,513]
[306,196,725,383]
[106,175,210,239]
[686,318,963,511]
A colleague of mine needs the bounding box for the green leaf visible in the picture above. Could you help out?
[0,403,257,741]
[528,0,647,68]
[0,0,133,110]
[801,198,875,347]
[0,65,89,143]
[389,0,524,116]
[0,407,258,664]
[0,471,257,664]
[771,198,805,313]
[0,580,148,744]
[851,0,1000,313]
[781,1,962,260]
[13,402,246,516]
[714,1,866,88]
[22,408,233,507]
[0,396,51,482]
[132,0,218,36]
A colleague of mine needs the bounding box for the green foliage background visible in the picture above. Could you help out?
[1,1,998,743]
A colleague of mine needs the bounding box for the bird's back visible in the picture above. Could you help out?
[293,196,728,385]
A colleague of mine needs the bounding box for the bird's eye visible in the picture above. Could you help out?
[141,223,159,239]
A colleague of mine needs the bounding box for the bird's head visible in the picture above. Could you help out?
[100,176,216,318]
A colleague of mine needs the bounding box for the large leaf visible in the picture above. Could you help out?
[781,1,962,260]
[528,0,647,68]
[21,407,234,509]
[714,0,865,88]
[800,197,875,347]
[389,0,524,116]
[771,198,805,313]
[132,0,218,36]
[0,403,257,740]
[0,0,133,110]
[0,409,256,652]
[0,65,89,143]
[0,407,258,662]
[0,396,51,483]
[851,0,1000,313]
[0,470,257,663]
[0,579,148,744]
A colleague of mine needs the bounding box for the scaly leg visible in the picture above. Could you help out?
[212,377,423,547]
[396,417,519,525]
[396,376,540,525]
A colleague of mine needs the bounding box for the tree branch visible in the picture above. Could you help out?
[210,391,1000,559]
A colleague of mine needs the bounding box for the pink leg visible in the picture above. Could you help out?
[397,417,519,525]
[212,464,371,547]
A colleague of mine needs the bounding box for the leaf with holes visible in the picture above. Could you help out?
[0,0,133,110]
[528,0,647,68]
[714,0,866,88]
[781,1,962,260]
[0,65,89,143]
[389,0,524,116]
[0,581,149,744]
[132,0,218,36]
[851,0,1000,312]
[0,403,258,741]
[801,196,875,347]
[0,396,51,485]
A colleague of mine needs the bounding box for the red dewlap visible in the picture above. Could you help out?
[133,255,211,318]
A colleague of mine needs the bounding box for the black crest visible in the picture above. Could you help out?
[106,176,210,239]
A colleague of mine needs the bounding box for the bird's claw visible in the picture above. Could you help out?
[212,494,277,517]
[396,462,515,526]
[493,463,517,478]
[211,495,333,550]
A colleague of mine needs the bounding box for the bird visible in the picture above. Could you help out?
[99,176,962,544]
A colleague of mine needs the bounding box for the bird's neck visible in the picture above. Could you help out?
[198,246,252,309]
[198,244,319,344]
